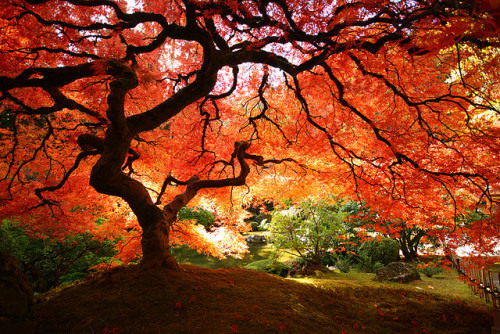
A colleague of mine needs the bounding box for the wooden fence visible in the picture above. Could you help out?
[454,258,500,309]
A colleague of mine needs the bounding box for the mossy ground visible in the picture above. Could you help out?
[35,264,493,334]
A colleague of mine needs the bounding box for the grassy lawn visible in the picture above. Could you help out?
[297,268,489,305]
[170,237,298,269]
[35,264,494,333]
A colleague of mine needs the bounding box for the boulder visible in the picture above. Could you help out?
[0,250,36,333]
[374,262,421,283]
[244,234,267,244]
[300,261,327,277]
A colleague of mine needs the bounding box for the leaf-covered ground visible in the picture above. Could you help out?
[35,264,493,333]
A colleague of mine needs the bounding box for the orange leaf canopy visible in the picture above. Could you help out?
[0,0,499,261]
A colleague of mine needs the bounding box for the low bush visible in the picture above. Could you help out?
[0,220,118,292]
[355,252,384,273]
[358,238,400,266]
[178,207,215,231]
[333,253,356,273]
[348,237,399,273]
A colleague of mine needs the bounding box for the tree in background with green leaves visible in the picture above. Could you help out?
[264,199,401,275]
[0,220,118,292]
[265,199,352,271]
[393,222,429,261]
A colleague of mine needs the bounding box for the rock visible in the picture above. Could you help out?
[374,262,421,283]
[301,262,327,277]
[0,250,36,334]
[244,234,267,244]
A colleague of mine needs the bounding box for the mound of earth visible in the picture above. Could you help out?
[35,264,492,333]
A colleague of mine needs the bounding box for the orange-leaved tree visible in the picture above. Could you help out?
[1,0,499,269]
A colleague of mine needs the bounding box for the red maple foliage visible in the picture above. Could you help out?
[0,0,499,269]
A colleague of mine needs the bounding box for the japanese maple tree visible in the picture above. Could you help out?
[1,0,499,269]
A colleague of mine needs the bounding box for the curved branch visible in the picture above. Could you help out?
[155,175,195,205]
[162,141,251,215]
[162,141,303,216]
[34,150,99,205]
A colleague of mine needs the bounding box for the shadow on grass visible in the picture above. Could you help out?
[35,264,493,333]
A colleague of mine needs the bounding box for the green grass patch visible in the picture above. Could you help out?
[171,238,297,269]
[297,268,494,307]
[35,264,493,333]
[170,243,274,269]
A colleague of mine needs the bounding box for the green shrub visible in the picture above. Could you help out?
[0,220,118,292]
[178,207,215,231]
[332,253,355,273]
[244,259,291,277]
[355,252,384,273]
[353,237,399,273]
[358,238,400,265]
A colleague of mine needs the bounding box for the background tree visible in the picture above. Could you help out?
[361,219,430,261]
[266,200,348,270]
[0,0,499,270]
[392,222,429,261]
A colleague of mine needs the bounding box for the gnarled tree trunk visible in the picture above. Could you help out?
[85,130,259,270]
[140,216,179,270]
[75,62,265,271]
[89,150,180,270]
[139,206,179,270]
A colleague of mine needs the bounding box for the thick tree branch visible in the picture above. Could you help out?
[162,141,251,215]
[0,62,96,90]
[161,141,298,216]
